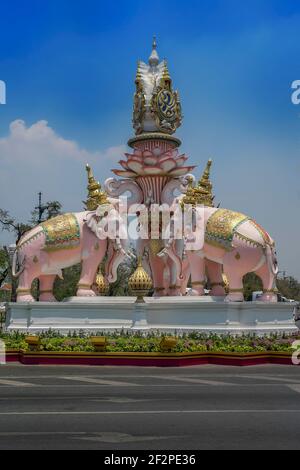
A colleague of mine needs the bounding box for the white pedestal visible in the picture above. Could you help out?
[4,296,298,335]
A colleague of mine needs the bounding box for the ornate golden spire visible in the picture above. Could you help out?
[181,160,214,207]
[84,164,109,210]
[161,60,171,86]
[95,269,109,296]
[128,257,153,303]
[196,159,214,207]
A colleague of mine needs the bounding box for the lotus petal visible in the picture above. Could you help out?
[160,159,176,172]
[169,166,196,177]
[152,147,162,156]
[143,167,164,175]
[125,153,142,163]
[119,160,129,170]
[142,150,153,158]
[159,149,178,160]
[127,160,144,173]
[144,156,158,166]
[175,155,188,166]
[112,169,137,178]
[133,149,143,157]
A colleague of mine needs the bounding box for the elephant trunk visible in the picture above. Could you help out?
[106,240,126,283]
[266,244,279,277]
[12,249,25,278]
[158,241,183,280]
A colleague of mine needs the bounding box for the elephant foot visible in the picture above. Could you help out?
[39,293,56,302]
[259,292,278,303]
[77,289,96,297]
[190,283,205,296]
[210,286,226,296]
[153,288,168,297]
[225,292,244,302]
[17,294,35,303]
[168,287,182,296]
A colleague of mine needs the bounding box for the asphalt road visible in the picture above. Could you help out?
[0,364,300,450]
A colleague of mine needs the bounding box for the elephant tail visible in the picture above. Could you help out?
[265,243,278,277]
[12,248,25,278]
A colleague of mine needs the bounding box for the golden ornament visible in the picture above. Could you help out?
[128,258,153,303]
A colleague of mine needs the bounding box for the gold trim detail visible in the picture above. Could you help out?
[42,213,80,252]
[191,281,205,287]
[128,133,181,148]
[77,284,92,290]
[205,209,249,251]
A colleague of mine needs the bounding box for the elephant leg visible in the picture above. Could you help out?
[77,259,99,297]
[187,253,205,296]
[150,254,168,297]
[76,237,107,297]
[205,259,226,297]
[168,258,181,296]
[39,275,57,302]
[255,264,278,303]
[223,266,244,302]
[17,269,37,302]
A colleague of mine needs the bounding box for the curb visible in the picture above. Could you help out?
[4,350,296,367]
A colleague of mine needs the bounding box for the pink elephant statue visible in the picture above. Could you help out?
[12,204,129,302]
[164,206,278,302]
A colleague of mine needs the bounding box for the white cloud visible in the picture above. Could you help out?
[0,119,125,166]
[0,120,126,228]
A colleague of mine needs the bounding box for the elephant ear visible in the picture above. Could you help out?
[85,211,108,240]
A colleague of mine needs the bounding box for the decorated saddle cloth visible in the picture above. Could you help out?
[205,209,249,251]
[41,213,80,252]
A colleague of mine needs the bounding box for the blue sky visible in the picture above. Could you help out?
[0,0,300,278]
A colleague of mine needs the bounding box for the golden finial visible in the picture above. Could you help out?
[135,61,142,85]
[222,274,229,294]
[181,176,197,207]
[128,257,153,303]
[161,60,171,87]
[181,161,214,207]
[84,164,109,211]
[95,269,109,296]
[195,159,214,207]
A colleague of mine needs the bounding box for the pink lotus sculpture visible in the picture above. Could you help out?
[112,148,195,178]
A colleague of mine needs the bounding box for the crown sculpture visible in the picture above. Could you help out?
[12,39,279,304]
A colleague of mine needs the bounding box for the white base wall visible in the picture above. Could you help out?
[4,296,298,335]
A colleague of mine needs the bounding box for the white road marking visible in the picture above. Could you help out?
[287,385,300,394]
[156,376,235,386]
[0,409,299,416]
[243,375,300,384]
[61,376,139,387]
[0,379,35,387]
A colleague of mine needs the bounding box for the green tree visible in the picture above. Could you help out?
[53,264,82,301]
[277,276,300,301]
[243,273,263,301]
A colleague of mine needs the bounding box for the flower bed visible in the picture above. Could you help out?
[1,330,299,354]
